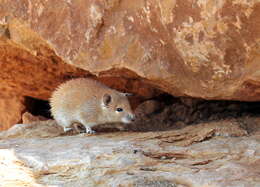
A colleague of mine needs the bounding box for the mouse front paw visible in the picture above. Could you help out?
[85,127,96,134]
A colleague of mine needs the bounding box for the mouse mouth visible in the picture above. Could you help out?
[121,117,132,124]
[121,114,135,124]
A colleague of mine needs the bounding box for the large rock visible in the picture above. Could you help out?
[0,0,260,101]
[0,95,25,131]
[0,119,259,187]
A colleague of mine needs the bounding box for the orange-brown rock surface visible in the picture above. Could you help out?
[0,0,260,129]
[0,95,25,131]
[0,93,26,131]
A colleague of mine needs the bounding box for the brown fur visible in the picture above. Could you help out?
[50,78,135,133]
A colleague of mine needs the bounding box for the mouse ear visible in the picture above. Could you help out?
[119,92,133,97]
[103,93,112,106]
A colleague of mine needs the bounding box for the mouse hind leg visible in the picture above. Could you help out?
[77,111,97,134]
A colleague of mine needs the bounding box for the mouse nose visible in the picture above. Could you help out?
[129,113,135,122]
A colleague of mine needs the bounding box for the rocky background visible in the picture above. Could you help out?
[0,0,260,186]
[0,0,260,130]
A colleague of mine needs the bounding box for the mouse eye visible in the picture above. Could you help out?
[116,108,123,112]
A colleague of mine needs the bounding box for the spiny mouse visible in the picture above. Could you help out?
[50,78,135,134]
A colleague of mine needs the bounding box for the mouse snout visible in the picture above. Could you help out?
[128,113,135,122]
[122,113,136,124]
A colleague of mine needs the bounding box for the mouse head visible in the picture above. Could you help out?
[101,92,135,124]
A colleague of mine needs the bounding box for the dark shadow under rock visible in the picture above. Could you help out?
[126,97,260,133]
